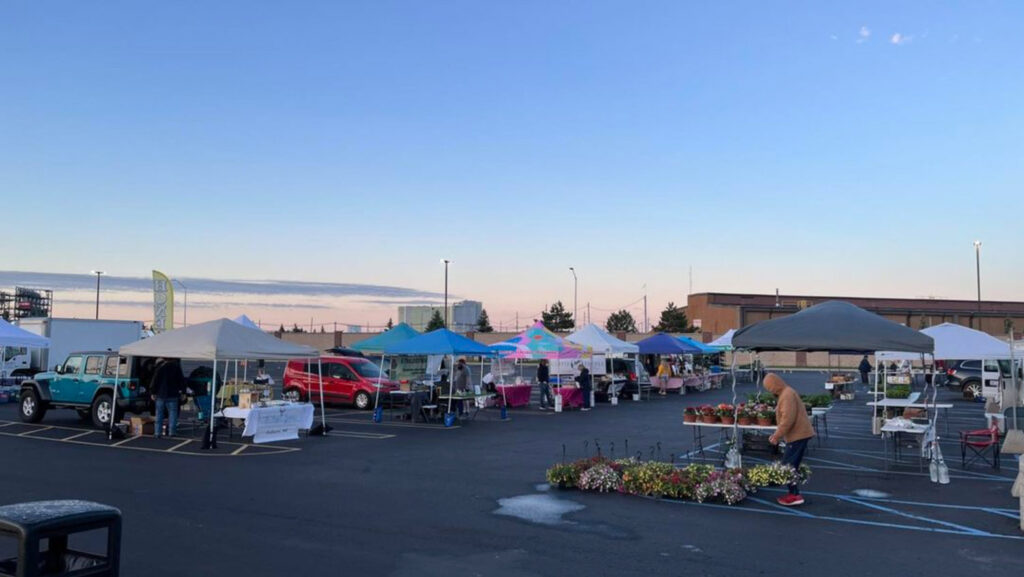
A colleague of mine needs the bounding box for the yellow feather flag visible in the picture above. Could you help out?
[152,270,175,333]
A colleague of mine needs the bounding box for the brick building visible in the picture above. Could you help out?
[686,292,1024,342]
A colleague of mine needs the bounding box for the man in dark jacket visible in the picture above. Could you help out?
[858,356,872,384]
[151,358,185,438]
[537,359,552,410]
[576,363,593,412]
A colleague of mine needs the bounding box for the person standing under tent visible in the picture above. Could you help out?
[765,373,815,506]
[151,358,185,438]
[576,362,593,411]
[656,358,672,396]
[453,358,470,393]
[537,359,553,411]
[858,355,872,384]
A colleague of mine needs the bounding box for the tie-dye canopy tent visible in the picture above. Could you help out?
[494,321,590,360]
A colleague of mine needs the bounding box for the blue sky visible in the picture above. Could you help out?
[3,2,1022,329]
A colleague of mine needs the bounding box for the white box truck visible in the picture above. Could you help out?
[2,318,144,376]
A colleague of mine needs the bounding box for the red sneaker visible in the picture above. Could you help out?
[777,494,805,507]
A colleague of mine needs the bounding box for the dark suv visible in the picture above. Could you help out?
[945,359,1019,400]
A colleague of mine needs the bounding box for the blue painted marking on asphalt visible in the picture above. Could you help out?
[746,496,815,518]
[836,496,990,536]
[982,508,1023,520]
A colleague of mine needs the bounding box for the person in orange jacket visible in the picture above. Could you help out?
[765,373,815,506]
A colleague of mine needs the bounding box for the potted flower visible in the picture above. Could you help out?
[717,403,735,425]
[755,406,775,426]
[699,404,718,424]
[736,406,753,426]
[683,407,698,423]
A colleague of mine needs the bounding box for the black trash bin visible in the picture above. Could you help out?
[0,500,121,577]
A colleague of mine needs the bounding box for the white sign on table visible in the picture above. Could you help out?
[234,403,315,443]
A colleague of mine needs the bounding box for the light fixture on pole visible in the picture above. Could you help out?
[90,270,105,319]
[973,241,982,313]
[569,267,578,329]
[173,279,188,327]
[441,259,452,328]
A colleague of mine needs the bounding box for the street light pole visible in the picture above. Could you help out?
[90,270,104,319]
[441,259,451,328]
[974,241,982,313]
[173,279,188,327]
[569,267,578,329]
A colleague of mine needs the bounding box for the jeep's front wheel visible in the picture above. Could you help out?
[91,393,116,429]
[19,389,46,423]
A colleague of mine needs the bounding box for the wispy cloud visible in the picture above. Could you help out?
[58,298,332,310]
[830,34,838,41]
[890,33,912,46]
[0,271,445,301]
[857,26,871,43]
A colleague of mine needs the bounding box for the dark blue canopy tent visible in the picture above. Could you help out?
[636,333,703,355]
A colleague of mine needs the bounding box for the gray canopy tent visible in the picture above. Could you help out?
[118,318,322,447]
[728,301,936,469]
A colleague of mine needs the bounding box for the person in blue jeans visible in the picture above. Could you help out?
[151,358,185,438]
[576,363,593,412]
[537,359,553,410]
[766,373,815,506]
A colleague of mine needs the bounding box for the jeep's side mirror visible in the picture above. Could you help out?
[54,364,63,374]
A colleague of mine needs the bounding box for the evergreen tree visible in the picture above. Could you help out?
[605,309,638,333]
[386,318,394,330]
[278,324,285,334]
[291,323,305,333]
[425,309,446,331]
[653,302,690,333]
[476,309,494,333]
[541,301,575,332]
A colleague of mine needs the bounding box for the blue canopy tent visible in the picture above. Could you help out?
[636,333,703,355]
[351,323,420,353]
[678,336,719,355]
[382,329,495,416]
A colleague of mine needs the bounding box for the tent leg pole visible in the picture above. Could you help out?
[318,357,326,434]
[207,357,218,450]
[109,356,121,440]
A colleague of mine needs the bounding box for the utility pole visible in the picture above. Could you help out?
[643,289,648,333]
[689,266,693,296]
[515,312,519,332]
[90,270,104,319]
[441,259,452,327]
[569,267,578,329]
[974,241,982,312]
[587,302,591,325]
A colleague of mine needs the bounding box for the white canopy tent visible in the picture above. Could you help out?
[118,318,322,446]
[567,324,639,354]
[0,319,50,379]
[231,314,262,330]
[877,323,1012,362]
[567,324,640,400]
[708,329,735,350]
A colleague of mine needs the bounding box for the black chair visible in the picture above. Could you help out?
[0,500,121,577]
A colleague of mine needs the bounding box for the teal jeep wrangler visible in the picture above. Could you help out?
[19,351,149,428]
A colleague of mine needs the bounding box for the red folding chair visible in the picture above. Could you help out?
[960,424,1000,470]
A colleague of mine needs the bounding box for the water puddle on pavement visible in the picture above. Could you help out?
[493,493,634,539]
[853,489,891,498]
[494,494,584,526]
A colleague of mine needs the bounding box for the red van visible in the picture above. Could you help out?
[283,356,398,409]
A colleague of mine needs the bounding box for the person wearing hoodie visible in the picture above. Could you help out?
[764,373,815,506]
[537,359,553,410]
[575,362,593,411]
[858,355,872,384]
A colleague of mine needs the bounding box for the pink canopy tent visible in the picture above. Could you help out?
[497,321,590,360]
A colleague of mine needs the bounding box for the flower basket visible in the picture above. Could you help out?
[756,417,773,426]
[683,413,697,423]
[701,414,719,424]
[737,416,753,426]
[720,415,735,425]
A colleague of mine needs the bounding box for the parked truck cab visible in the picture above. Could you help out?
[19,352,149,428]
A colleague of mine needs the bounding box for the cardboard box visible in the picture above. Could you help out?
[237,392,260,409]
[130,416,155,436]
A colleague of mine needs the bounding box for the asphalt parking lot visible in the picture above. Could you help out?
[0,372,1021,576]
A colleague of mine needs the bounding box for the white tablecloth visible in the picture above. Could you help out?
[223,403,315,443]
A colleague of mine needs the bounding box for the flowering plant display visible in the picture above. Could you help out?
[683,406,698,415]
[621,461,675,496]
[545,457,812,507]
[748,391,777,406]
[699,405,716,416]
[578,464,623,493]
[693,469,748,505]
[715,403,735,417]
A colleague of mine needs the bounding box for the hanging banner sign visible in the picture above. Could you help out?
[152,270,174,333]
